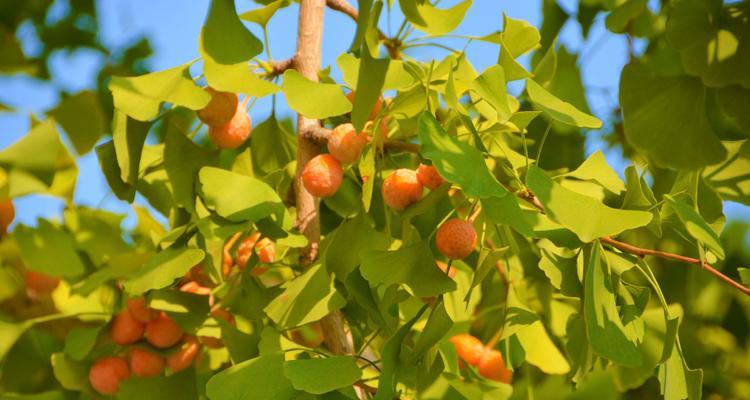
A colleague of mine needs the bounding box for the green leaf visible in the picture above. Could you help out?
[14,221,86,278]
[470,65,511,123]
[584,244,643,367]
[64,207,131,267]
[418,113,509,198]
[620,62,726,169]
[399,0,472,35]
[351,46,389,132]
[360,241,456,297]
[337,53,414,91]
[239,0,290,27]
[264,264,346,329]
[96,141,135,201]
[118,370,199,400]
[481,195,534,237]
[374,307,426,400]
[501,13,541,57]
[51,353,91,392]
[498,36,532,81]
[281,70,352,119]
[532,40,557,85]
[539,247,582,297]
[200,0,267,96]
[63,326,101,361]
[250,116,296,176]
[526,79,602,129]
[324,215,390,279]
[148,288,210,331]
[664,194,725,260]
[109,65,210,121]
[703,140,750,206]
[49,91,106,154]
[605,0,647,33]
[666,0,750,89]
[112,111,151,185]
[206,353,295,400]
[124,248,205,295]
[560,150,625,194]
[0,319,31,361]
[409,300,452,362]
[0,119,77,200]
[283,356,362,394]
[622,166,662,236]
[198,167,285,222]
[527,166,652,242]
[739,268,750,286]
[658,342,703,400]
[164,129,219,213]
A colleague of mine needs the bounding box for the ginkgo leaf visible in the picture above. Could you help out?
[527,166,652,242]
[526,79,602,129]
[281,70,352,119]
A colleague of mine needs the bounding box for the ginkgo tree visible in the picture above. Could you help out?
[1,0,750,399]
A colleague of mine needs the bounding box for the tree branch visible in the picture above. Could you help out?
[268,57,294,76]
[294,0,355,358]
[600,236,750,297]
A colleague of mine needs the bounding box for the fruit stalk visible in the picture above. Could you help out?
[292,0,354,356]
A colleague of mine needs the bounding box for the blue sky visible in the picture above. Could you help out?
[1,0,747,230]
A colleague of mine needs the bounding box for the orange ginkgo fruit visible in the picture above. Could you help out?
[381,169,423,210]
[449,334,485,366]
[436,218,477,260]
[89,356,130,395]
[302,154,343,197]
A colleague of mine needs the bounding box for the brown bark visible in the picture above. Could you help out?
[293,0,355,356]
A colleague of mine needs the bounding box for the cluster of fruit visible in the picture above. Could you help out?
[197,88,252,150]
[222,231,276,277]
[90,297,200,395]
[449,334,513,384]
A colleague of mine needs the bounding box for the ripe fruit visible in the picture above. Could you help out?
[167,336,201,373]
[382,169,423,210]
[0,199,14,235]
[346,91,382,121]
[145,312,183,349]
[24,270,60,295]
[436,218,477,260]
[208,102,251,149]
[449,334,485,366]
[129,348,165,378]
[180,281,212,296]
[416,164,445,190]
[127,297,157,323]
[236,232,261,268]
[478,349,513,384]
[197,87,238,127]
[110,310,145,345]
[255,238,275,264]
[302,154,343,197]
[327,123,368,164]
[185,264,213,288]
[89,356,130,395]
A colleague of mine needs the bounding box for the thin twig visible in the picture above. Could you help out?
[600,236,750,297]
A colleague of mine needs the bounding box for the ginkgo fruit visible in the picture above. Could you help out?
[302,154,343,197]
[435,261,456,279]
[129,348,165,378]
[197,87,238,127]
[382,169,423,210]
[110,309,145,345]
[167,336,201,373]
[289,322,324,348]
[127,297,157,323]
[346,91,382,121]
[0,199,14,235]
[327,123,368,164]
[416,164,445,190]
[436,218,477,259]
[255,238,275,264]
[208,101,251,150]
[24,270,60,296]
[477,349,513,384]
[145,312,183,348]
[89,356,130,395]
[236,232,261,269]
[449,334,484,366]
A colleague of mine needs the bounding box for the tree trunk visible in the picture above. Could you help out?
[293,0,354,356]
